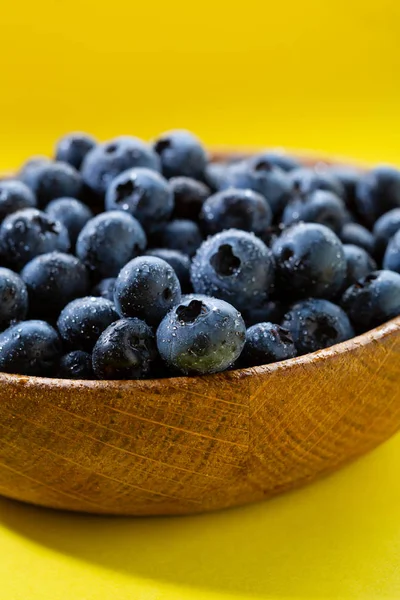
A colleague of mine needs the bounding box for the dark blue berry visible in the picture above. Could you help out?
[341,270,400,332]
[57,350,94,379]
[18,156,50,180]
[45,198,93,247]
[0,208,70,270]
[114,256,182,326]
[282,299,354,355]
[55,132,97,170]
[105,168,173,234]
[191,229,275,312]
[21,252,89,318]
[339,222,375,256]
[356,166,400,225]
[0,180,36,222]
[153,130,208,179]
[93,317,157,379]
[45,197,93,246]
[57,296,119,351]
[0,320,62,376]
[383,230,400,273]
[219,159,291,217]
[241,299,284,327]
[373,208,400,258]
[272,223,346,298]
[145,249,191,292]
[251,151,300,172]
[156,295,246,374]
[282,190,348,234]
[327,165,360,212]
[76,211,146,278]
[0,267,28,330]
[242,322,297,366]
[204,163,229,192]
[170,176,210,220]
[91,278,116,301]
[343,244,376,289]
[20,161,83,208]
[153,219,202,257]
[288,167,345,199]
[81,136,160,197]
[200,188,272,237]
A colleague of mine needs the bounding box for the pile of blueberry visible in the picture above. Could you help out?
[0,130,400,380]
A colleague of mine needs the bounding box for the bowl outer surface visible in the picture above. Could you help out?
[0,314,399,515]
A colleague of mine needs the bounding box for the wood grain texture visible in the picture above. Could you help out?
[0,318,399,515]
[0,153,399,516]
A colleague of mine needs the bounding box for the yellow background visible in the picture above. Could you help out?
[1,0,400,169]
[1,0,400,598]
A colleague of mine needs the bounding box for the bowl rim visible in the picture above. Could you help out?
[1,148,394,390]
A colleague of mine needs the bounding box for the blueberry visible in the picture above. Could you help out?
[156,295,246,374]
[339,222,375,256]
[57,350,94,379]
[241,322,297,366]
[153,130,208,179]
[241,299,284,327]
[114,256,181,326]
[219,159,291,217]
[282,190,348,233]
[45,197,93,246]
[105,168,173,234]
[191,229,275,312]
[91,277,116,301]
[0,267,28,330]
[356,166,400,225]
[93,317,157,379]
[0,320,62,376]
[18,156,50,180]
[327,165,360,212]
[204,163,229,192]
[383,230,400,273]
[55,132,97,170]
[170,176,210,220]
[341,270,400,332]
[152,219,202,257]
[282,299,354,355]
[0,208,70,270]
[20,161,83,208]
[76,211,146,278]
[272,223,346,298]
[0,180,36,222]
[57,297,119,351]
[81,136,160,197]
[251,151,300,172]
[145,249,191,292]
[200,188,272,237]
[343,244,376,289]
[373,208,400,258]
[21,252,89,318]
[288,167,345,199]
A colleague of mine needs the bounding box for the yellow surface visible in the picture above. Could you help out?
[1,435,400,600]
[1,0,400,598]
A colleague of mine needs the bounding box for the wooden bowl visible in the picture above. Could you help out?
[0,152,399,516]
